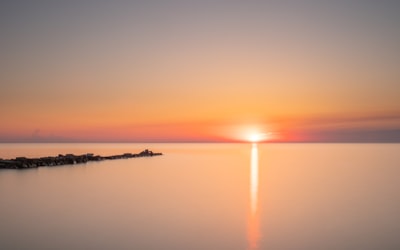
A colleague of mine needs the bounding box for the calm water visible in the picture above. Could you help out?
[0,143,399,249]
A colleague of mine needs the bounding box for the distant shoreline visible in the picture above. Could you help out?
[0,149,162,169]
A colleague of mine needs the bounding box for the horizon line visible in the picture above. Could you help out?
[1,141,400,144]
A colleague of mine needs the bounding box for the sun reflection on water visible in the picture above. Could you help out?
[247,143,260,250]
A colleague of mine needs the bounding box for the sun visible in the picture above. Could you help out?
[222,124,274,142]
[248,133,268,143]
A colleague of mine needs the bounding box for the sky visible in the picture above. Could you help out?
[1,0,400,142]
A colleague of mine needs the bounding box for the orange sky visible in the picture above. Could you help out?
[1,1,400,142]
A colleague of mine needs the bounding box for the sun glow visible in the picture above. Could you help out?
[218,123,276,142]
[248,133,267,143]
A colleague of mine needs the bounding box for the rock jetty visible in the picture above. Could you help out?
[0,149,162,169]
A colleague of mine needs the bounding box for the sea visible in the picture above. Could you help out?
[0,143,399,250]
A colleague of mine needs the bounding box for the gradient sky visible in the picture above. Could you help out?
[1,0,400,142]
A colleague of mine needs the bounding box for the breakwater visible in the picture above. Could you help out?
[0,149,162,169]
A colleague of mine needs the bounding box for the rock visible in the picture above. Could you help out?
[0,150,162,169]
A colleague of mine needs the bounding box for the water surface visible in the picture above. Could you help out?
[0,143,399,249]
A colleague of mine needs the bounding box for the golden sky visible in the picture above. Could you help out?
[1,1,399,142]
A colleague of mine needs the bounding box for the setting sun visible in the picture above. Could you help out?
[248,133,269,143]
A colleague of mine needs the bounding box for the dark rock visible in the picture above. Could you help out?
[0,150,162,169]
